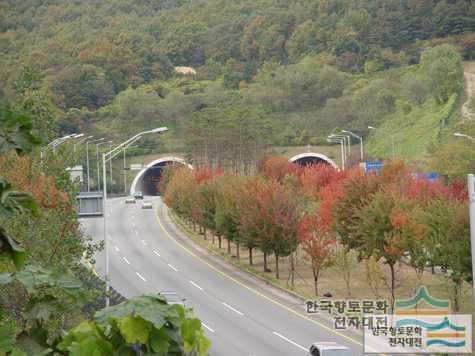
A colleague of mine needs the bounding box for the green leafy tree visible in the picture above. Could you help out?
[419,44,464,104]
[356,191,406,311]
[421,199,471,312]
[13,66,57,140]
[59,294,210,355]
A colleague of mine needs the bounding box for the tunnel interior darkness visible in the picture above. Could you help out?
[293,156,331,167]
[138,161,180,196]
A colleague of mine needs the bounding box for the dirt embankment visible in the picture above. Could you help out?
[462,63,475,120]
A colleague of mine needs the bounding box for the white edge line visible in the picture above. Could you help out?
[168,264,178,272]
[222,302,244,316]
[202,322,215,333]
[123,257,130,265]
[189,280,203,290]
[136,272,147,282]
[272,331,307,352]
[153,250,161,257]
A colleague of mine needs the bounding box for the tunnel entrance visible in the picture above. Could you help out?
[130,157,190,196]
[293,156,331,167]
[289,152,338,169]
[140,164,167,195]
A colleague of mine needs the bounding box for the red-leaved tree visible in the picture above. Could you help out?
[298,214,336,296]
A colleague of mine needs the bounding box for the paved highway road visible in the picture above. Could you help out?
[81,196,372,356]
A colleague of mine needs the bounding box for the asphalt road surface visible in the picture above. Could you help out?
[80,196,374,356]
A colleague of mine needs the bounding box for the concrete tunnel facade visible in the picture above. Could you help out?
[130,152,338,196]
[129,156,191,196]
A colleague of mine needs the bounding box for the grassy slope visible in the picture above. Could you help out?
[366,62,475,161]
[366,95,459,161]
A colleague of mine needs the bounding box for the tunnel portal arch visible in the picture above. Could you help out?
[130,156,191,196]
[289,152,339,169]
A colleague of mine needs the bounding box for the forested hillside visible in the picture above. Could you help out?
[1,0,475,164]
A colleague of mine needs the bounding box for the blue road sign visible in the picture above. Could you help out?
[365,161,383,172]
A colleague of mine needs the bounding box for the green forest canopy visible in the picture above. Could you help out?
[1,0,474,158]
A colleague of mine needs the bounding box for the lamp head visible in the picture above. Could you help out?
[151,127,168,133]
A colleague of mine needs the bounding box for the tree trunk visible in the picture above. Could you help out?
[212,233,215,245]
[312,267,320,296]
[192,221,196,232]
[203,227,207,240]
[389,263,396,313]
[236,242,240,261]
[263,252,268,272]
[275,253,279,279]
[218,235,222,249]
[290,253,295,288]
[249,247,253,266]
[227,238,231,254]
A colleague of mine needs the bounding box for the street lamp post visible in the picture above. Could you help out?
[53,133,83,154]
[454,132,475,142]
[327,137,346,170]
[330,134,351,161]
[85,138,104,192]
[342,130,364,162]
[109,142,113,193]
[102,127,168,306]
[96,141,112,192]
[123,145,139,195]
[72,134,91,153]
[41,133,81,162]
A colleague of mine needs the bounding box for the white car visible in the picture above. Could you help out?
[158,291,186,306]
[308,342,352,356]
[141,201,153,209]
[125,197,136,204]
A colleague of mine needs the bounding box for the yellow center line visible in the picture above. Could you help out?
[155,207,382,353]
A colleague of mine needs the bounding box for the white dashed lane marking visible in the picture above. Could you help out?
[136,272,147,282]
[189,280,203,290]
[168,264,178,272]
[202,322,215,333]
[272,331,307,352]
[222,302,244,316]
[153,250,161,257]
[114,246,120,252]
[123,257,131,265]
